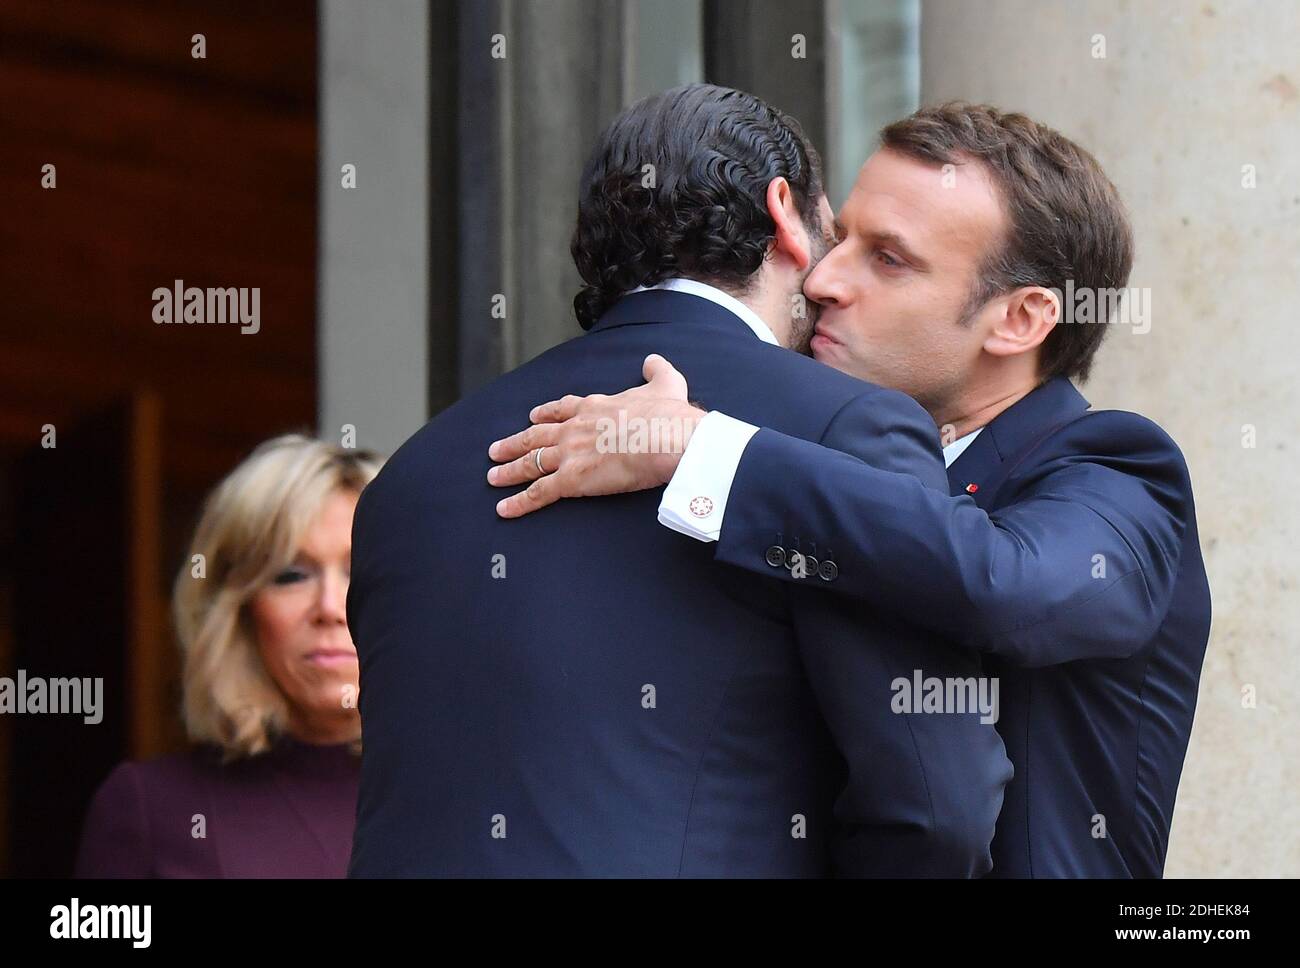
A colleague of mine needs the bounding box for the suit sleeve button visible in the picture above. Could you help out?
[817,559,838,582]
[765,545,786,568]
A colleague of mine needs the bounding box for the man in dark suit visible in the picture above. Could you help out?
[347,85,1011,877]
[490,103,1211,877]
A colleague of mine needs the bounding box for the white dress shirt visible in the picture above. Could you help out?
[657,320,983,542]
[941,426,982,466]
[632,277,780,345]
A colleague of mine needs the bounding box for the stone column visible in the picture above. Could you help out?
[457,0,633,394]
[318,0,431,456]
[921,0,1300,877]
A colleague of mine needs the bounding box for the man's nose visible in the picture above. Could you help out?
[804,257,844,307]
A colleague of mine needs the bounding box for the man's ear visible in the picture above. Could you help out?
[983,286,1059,359]
[765,178,812,272]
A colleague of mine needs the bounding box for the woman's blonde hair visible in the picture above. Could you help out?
[173,433,383,759]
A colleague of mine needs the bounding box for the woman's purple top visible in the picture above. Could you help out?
[75,736,360,877]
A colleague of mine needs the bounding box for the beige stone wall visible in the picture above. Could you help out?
[920,0,1299,876]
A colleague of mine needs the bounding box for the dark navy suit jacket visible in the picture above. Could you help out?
[347,290,1011,877]
[716,376,1211,877]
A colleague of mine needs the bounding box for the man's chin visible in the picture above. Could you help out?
[787,320,815,357]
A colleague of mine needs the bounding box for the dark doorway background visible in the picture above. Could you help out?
[0,0,318,876]
[0,0,835,877]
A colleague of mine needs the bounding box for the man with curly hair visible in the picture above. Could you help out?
[488,99,1212,879]
[348,84,1012,877]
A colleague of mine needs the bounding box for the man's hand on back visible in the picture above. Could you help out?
[488,354,704,518]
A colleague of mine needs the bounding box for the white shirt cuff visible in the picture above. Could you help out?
[657,411,759,543]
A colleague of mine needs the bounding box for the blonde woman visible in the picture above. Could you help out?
[75,434,383,877]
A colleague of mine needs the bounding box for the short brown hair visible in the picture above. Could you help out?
[881,103,1133,383]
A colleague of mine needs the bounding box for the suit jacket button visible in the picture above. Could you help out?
[799,555,818,578]
[765,545,786,568]
[818,559,838,582]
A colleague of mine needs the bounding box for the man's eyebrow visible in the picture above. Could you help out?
[871,230,929,268]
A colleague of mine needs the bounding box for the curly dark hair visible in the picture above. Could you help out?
[571,83,825,329]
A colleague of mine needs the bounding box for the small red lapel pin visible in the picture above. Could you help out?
[965,483,979,494]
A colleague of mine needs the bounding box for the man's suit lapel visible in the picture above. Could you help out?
[946,377,1091,506]
[946,428,1003,508]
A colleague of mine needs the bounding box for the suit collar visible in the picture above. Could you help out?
[631,278,779,344]
[586,289,761,340]
[946,377,1090,501]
